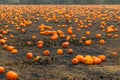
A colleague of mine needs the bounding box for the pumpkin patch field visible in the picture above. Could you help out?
[0,5,120,80]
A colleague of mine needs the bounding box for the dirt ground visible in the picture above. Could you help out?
[0,5,120,80]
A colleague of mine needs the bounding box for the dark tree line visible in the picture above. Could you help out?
[0,0,120,4]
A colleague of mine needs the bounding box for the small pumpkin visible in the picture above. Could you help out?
[112,52,118,56]
[71,58,79,65]
[84,40,92,46]
[75,55,84,63]
[38,40,44,45]
[71,34,76,39]
[92,57,101,64]
[0,67,5,73]
[85,31,91,35]
[99,39,105,44]
[3,44,8,49]
[61,42,69,48]
[81,36,87,40]
[34,56,41,61]
[66,35,71,41]
[57,49,63,55]
[7,46,14,51]
[98,55,106,62]
[21,29,25,33]
[0,34,3,38]
[11,49,18,54]
[43,50,50,56]
[26,52,33,59]
[67,27,73,34]
[112,34,119,38]
[10,34,14,39]
[84,57,93,65]
[107,27,114,33]
[6,71,18,80]
[67,48,73,54]
[107,33,112,37]
[50,35,58,41]
[32,35,37,40]
[0,39,6,44]
[38,43,43,48]
[96,34,102,38]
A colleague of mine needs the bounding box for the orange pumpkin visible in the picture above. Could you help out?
[57,49,63,55]
[71,58,79,65]
[16,27,21,31]
[92,57,101,64]
[99,39,105,44]
[21,29,25,33]
[67,48,73,54]
[85,31,91,35]
[43,50,50,56]
[98,55,106,62]
[0,34,3,38]
[81,36,87,40]
[2,30,8,35]
[61,42,70,48]
[3,44,8,49]
[6,71,18,80]
[75,55,84,62]
[0,67,5,73]
[71,34,76,39]
[38,43,43,48]
[0,39,6,44]
[107,33,112,37]
[4,25,8,29]
[84,40,92,46]
[38,40,44,45]
[10,34,14,39]
[83,25,88,28]
[99,25,105,29]
[84,57,93,65]
[32,35,37,40]
[50,35,58,41]
[34,56,40,61]
[3,37,8,41]
[7,46,14,51]
[96,34,102,38]
[26,52,33,59]
[112,34,119,38]
[66,35,71,41]
[114,28,118,32]
[67,27,73,34]
[11,49,18,54]
[107,27,114,33]
[88,23,92,26]
[60,34,65,38]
